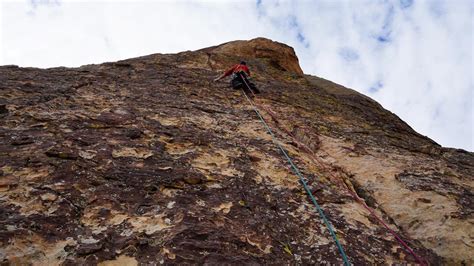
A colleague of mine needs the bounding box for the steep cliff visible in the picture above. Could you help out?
[0,38,472,265]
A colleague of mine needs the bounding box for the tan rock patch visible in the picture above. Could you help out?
[149,115,182,126]
[0,175,18,192]
[128,214,173,235]
[7,167,50,182]
[246,236,273,254]
[319,135,474,264]
[109,213,129,226]
[237,121,272,141]
[249,149,298,189]
[79,150,97,160]
[337,202,373,229]
[82,206,173,236]
[192,149,243,178]
[1,176,56,216]
[98,255,138,266]
[165,142,196,155]
[162,247,176,260]
[81,205,124,231]
[112,147,153,159]
[212,202,233,214]
[2,234,76,265]
[160,186,181,197]
[40,193,58,202]
[186,114,216,129]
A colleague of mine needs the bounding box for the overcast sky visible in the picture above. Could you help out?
[1,0,473,151]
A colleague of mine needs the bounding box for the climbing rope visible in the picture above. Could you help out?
[239,74,351,265]
[267,114,427,265]
[238,74,426,265]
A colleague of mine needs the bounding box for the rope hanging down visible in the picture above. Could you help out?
[259,107,426,265]
[239,74,351,265]
[239,73,426,265]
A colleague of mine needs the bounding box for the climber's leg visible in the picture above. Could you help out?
[249,82,260,94]
[242,75,259,94]
[231,77,243,90]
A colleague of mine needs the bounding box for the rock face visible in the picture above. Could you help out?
[0,38,472,265]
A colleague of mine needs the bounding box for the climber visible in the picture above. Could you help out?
[213,61,260,94]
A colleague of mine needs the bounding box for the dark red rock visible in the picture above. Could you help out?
[76,242,104,255]
[45,148,78,160]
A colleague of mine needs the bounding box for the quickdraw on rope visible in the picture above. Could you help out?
[238,73,426,265]
[238,73,351,265]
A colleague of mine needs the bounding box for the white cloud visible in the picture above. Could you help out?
[1,0,472,151]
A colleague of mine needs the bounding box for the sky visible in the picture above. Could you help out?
[1,0,473,151]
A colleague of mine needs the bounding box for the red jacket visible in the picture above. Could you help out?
[223,64,250,78]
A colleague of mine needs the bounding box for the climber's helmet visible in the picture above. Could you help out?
[240,61,247,65]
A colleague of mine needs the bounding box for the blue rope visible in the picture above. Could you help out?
[239,76,350,265]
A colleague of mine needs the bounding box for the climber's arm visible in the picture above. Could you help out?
[214,65,237,82]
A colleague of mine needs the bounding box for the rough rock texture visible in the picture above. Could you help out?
[0,38,472,265]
